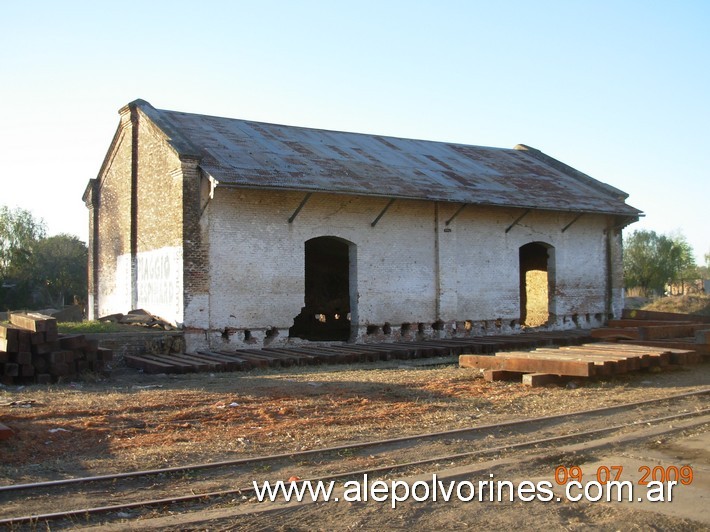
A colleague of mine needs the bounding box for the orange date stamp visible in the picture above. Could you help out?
[554,464,694,486]
[552,464,695,503]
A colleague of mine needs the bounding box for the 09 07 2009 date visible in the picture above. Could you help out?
[554,464,694,485]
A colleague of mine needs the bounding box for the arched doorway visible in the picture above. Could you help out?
[289,236,356,341]
[519,242,555,327]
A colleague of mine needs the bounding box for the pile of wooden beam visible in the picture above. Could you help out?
[460,342,697,386]
[591,308,710,357]
[125,330,594,375]
[460,309,709,386]
[0,313,113,385]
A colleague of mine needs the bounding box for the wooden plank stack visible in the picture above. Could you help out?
[460,342,696,386]
[125,330,594,374]
[0,313,113,385]
[591,308,710,357]
[460,308,710,386]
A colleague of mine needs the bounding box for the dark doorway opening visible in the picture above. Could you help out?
[519,242,555,327]
[289,236,353,341]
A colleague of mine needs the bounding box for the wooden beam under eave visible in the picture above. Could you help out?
[288,192,313,224]
[445,203,468,226]
[561,212,584,233]
[505,209,531,233]
[371,198,396,227]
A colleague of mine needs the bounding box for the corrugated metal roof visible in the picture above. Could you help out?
[134,100,641,217]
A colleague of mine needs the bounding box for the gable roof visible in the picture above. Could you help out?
[131,99,641,218]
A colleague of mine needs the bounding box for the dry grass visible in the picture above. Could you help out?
[642,294,710,316]
[1,360,708,484]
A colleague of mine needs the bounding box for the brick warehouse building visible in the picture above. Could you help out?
[83,100,641,353]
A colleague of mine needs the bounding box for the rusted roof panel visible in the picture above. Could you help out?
[136,100,641,217]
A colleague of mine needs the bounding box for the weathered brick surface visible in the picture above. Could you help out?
[91,104,187,323]
[181,160,209,330]
[133,110,185,322]
[93,108,134,319]
[199,189,616,351]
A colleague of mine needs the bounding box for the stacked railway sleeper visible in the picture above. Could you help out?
[461,309,710,386]
[124,330,593,374]
[0,313,113,385]
[593,308,710,357]
[460,343,698,386]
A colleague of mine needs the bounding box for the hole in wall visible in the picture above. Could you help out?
[221,327,237,342]
[244,330,252,342]
[519,241,555,327]
[417,323,425,334]
[464,320,472,331]
[432,320,444,331]
[383,322,392,335]
[401,322,411,334]
[366,325,380,335]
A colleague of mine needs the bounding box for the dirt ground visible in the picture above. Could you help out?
[132,427,710,531]
[1,355,709,529]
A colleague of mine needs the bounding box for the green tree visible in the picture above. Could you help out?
[33,234,88,308]
[624,230,696,296]
[0,206,47,308]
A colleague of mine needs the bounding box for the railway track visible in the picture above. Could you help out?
[1,389,708,528]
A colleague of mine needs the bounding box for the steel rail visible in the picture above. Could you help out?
[1,387,708,495]
[1,408,708,527]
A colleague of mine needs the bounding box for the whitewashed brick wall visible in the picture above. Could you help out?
[189,188,619,351]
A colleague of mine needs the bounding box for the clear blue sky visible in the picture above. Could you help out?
[2,1,708,263]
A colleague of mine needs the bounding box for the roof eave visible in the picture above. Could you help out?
[209,180,643,219]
